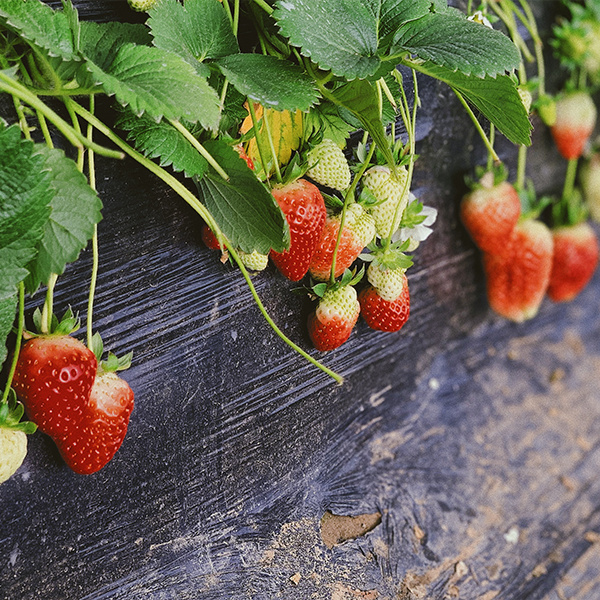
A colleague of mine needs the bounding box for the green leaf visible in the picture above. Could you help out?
[379,0,435,38]
[215,54,320,112]
[0,294,17,370]
[116,108,208,178]
[0,0,79,62]
[390,11,521,78]
[303,101,355,147]
[0,125,53,303]
[329,80,395,168]
[274,0,381,79]
[196,140,288,254]
[25,146,103,294]
[79,25,221,129]
[409,60,532,146]
[149,0,239,76]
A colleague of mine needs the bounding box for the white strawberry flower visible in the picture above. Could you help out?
[392,193,437,251]
[468,10,493,29]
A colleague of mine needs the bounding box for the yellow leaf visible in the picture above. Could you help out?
[240,104,303,176]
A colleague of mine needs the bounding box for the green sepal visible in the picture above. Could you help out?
[0,390,37,434]
[29,306,80,337]
[399,198,427,228]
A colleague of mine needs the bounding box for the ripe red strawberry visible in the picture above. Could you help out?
[551,91,597,160]
[201,223,225,250]
[270,178,326,281]
[12,335,97,437]
[482,218,554,322]
[55,372,134,475]
[460,173,521,255]
[308,203,376,281]
[359,271,410,332]
[547,221,599,302]
[234,143,255,170]
[307,283,360,351]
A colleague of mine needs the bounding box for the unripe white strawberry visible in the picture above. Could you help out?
[128,0,158,12]
[362,165,410,238]
[367,262,407,302]
[0,428,27,484]
[239,250,269,271]
[307,139,352,191]
[344,202,376,248]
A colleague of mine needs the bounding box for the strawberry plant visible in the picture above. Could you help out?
[0,0,535,477]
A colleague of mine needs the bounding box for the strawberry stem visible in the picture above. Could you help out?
[453,88,500,164]
[1,283,25,405]
[247,101,274,183]
[85,97,100,351]
[260,105,283,184]
[228,247,344,384]
[41,273,58,335]
[562,157,578,202]
[70,100,343,383]
[169,119,230,181]
[0,73,124,159]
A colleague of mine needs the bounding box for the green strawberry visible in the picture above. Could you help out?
[361,165,410,239]
[306,139,352,191]
[239,250,269,271]
[128,0,158,11]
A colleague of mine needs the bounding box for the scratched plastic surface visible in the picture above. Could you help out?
[1,2,600,599]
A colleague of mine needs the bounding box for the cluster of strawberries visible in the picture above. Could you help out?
[461,88,600,323]
[203,139,434,352]
[10,317,135,476]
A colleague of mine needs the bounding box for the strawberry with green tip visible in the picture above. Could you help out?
[307,270,362,351]
[308,202,376,281]
[460,168,521,256]
[551,91,597,160]
[361,165,410,239]
[306,138,352,191]
[270,178,327,281]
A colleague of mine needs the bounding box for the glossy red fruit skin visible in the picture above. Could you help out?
[56,372,135,475]
[483,219,554,322]
[308,218,363,281]
[307,312,357,351]
[201,223,224,250]
[12,336,97,437]
[460,181,521,255]
[359,278,410,333]
[270,179,327,281]
[548,222,599,302]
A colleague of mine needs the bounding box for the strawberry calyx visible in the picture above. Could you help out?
[24,307,81,340]
[360,239,414,273]
[518,180,552,221]
[551,188,589,228]
[91,332,133,375]
[0,390,37,435]
[465,162,509,191]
